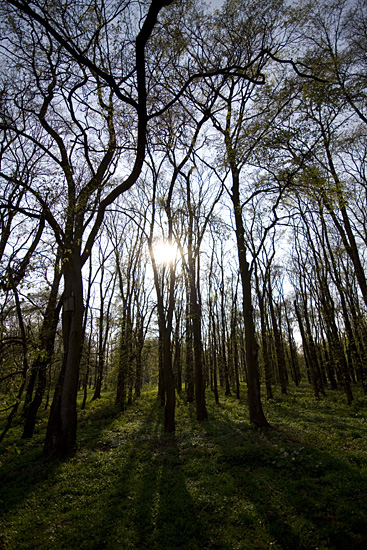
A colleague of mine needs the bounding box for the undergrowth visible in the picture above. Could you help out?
[1,382,367,550]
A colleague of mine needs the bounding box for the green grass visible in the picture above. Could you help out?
[1,382,367,550]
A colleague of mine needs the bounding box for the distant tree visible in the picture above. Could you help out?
[91,238,116,402]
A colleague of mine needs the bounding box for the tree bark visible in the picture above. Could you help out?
[44,248,84,457]
[231,172,269,427]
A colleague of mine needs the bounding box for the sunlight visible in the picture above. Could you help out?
[153,241,178,265]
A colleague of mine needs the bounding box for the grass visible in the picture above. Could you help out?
[1,382,367,550]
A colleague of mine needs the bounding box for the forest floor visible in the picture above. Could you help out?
[1,382,367,550]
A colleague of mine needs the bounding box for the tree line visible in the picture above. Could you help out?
[0,0,366,457]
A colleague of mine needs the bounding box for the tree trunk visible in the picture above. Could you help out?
[116,313,130,412]
[81,330,93,410]
[257,287,273,399]
[268,284,287,395]
[185,285,194,403]
[192,294,208,421]
[92,334,104,401]
[161,325,175,432]
[220,276,231,396]
[43,248,84,457]
[0,279,29,444]
[173,314,182,394]
[231,172,269,428]
[22,290,61,438]
[209,299,220,405]
[294,300,323,399]
[231,300,240,399]
[134,318,144,398]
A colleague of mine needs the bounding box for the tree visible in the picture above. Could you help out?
[91,238,116,402]
[1,0,175,456]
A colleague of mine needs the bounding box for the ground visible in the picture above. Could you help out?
[1,382,367,549]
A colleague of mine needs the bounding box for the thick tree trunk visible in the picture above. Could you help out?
[43,249,84,458]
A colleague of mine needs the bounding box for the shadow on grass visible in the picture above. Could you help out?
[1,388,367,550]
[189,393,367,550]
[86,398,210,550]
[0,393,209,550]
[0,394,124,532]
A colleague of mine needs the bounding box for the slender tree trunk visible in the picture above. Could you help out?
[185,284,194,402]
[294,300,323,399]
[173,312,182,394]
[161,325,175,432]
[286,319,300,387]
[231,300,240,399]
[321,211,367,394]
[192,292,208,420]
[22,264,61,437]
[158,332,165,407]
[187,245,207,420]
[209,299,220,405]
[255,268,274,399]
[220,274,231,396]
[268,284,287,394]
[92,306,105,402]
[257,291,273,398]
[134,316,144,398]
[0,280,29,444]
[81,329,93,410]
[22,249,61,438]
[116,311,131,412]
[320,128,367,308]
[231,172,269,427]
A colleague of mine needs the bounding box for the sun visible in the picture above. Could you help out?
[153,241,178,265]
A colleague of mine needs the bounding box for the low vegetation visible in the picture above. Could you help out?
[1,383,367,550]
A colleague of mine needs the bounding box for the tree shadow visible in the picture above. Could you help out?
[0,394,138,541]
[1,391,367,550]
[192,398,367,550]
[86,398,210,550]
